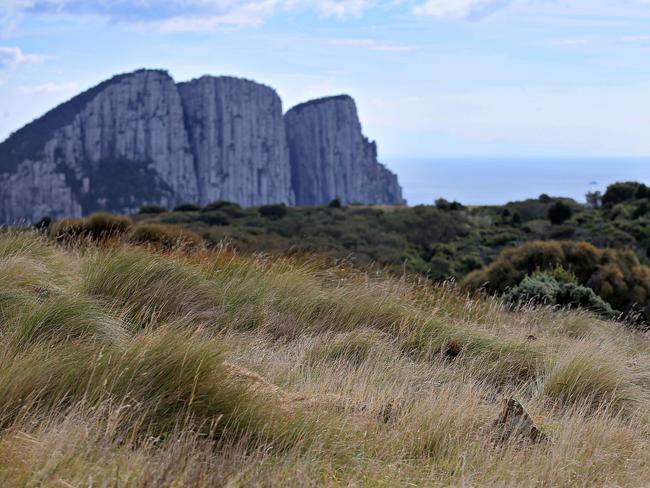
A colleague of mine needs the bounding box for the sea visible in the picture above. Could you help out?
[386,157,650,206]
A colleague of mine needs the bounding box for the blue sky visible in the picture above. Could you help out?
[2,0,650,161]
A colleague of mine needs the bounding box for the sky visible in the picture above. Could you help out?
[1,0,650,165]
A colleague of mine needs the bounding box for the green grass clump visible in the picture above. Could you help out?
[82,250,217,328]
[543,346,646,415]
[49,213,132,241]
[6,294,127,351]
[0,327,277,442]
[128,223,203,250]
[83,212,133,238]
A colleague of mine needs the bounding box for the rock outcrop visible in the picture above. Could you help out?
[0,69,403,224]
[0,70,198,223]
[493,398,547,443]
[285,95,404,206]
[179,76,293,207]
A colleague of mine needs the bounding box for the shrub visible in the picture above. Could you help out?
[33,216,51,231]
[173,203,201,212]
[632,201,650,220]
[506,272,615,319]
[199,211,231,226]
[435,198,464,211]
[202,200,239,212]
[548,201,572,225]
[128,223,203,250]
[585,191,602,209]
[138,204,167,215]
[259,204,288,220]
[465,240,650,321]
[202,201,245,218]
[328,198,342,208]
[84,213,132,238]
[602,182,643,206]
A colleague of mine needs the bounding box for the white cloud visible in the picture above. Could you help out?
[1,0,372,32]
[620,35,650,42]
[0,46,47,70]
[329,37,415,52]
[18,81,77,94]
[310,0,370,18]
[157,0,282,31]
[412,0,510,20]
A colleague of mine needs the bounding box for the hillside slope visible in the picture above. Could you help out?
[0,231,649,486]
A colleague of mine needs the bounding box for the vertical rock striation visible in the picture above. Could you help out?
[0,69,404,225]
[178,76,293,206]
[284,95,404,206]
[0,69,197,223]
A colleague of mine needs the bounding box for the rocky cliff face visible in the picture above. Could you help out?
[179,76,293,206]
[0,69,197,223]
[285,95,404,206]
[0,69,403,224]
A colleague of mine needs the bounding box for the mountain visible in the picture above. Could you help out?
[285,95,403,206]
[0,69,404,224]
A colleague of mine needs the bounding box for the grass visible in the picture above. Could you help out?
[0,230,650,486]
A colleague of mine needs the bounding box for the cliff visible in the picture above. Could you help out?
[0,69,197,223]
[285,95,404,206]
[179,76,293,206]
[0,70,403,224]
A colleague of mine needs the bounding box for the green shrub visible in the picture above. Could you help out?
[33,216,52,231]
[328,198,342,208]
[173,203,201,212]
[602,182,644,206]
[548,201,573,225]
[505,272,615,319]
[199,211,231,226]
[465,240,649,321]
[138,204,167,215]
[259,204,288,220]
[129,223,203,250]
[202,200,238,212]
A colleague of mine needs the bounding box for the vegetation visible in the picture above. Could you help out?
[128,223,202,250]
[50,212,133,241]
[548,201,573,225]
[126,182,650,285]
[1,231,650,485]
[463,240,650,324]
[505,269,615,319]
[138,204,167,214]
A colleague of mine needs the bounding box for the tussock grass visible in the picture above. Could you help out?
[82,249,217,329]
[0,233,649,485]
[543,344,647,415]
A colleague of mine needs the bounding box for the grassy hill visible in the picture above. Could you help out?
[1,231,650,486]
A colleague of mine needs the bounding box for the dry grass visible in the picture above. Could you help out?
[0,230,649,486]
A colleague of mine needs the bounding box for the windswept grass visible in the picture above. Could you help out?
[0,230,649,486]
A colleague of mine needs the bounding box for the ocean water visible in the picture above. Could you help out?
[386,157,650,206]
